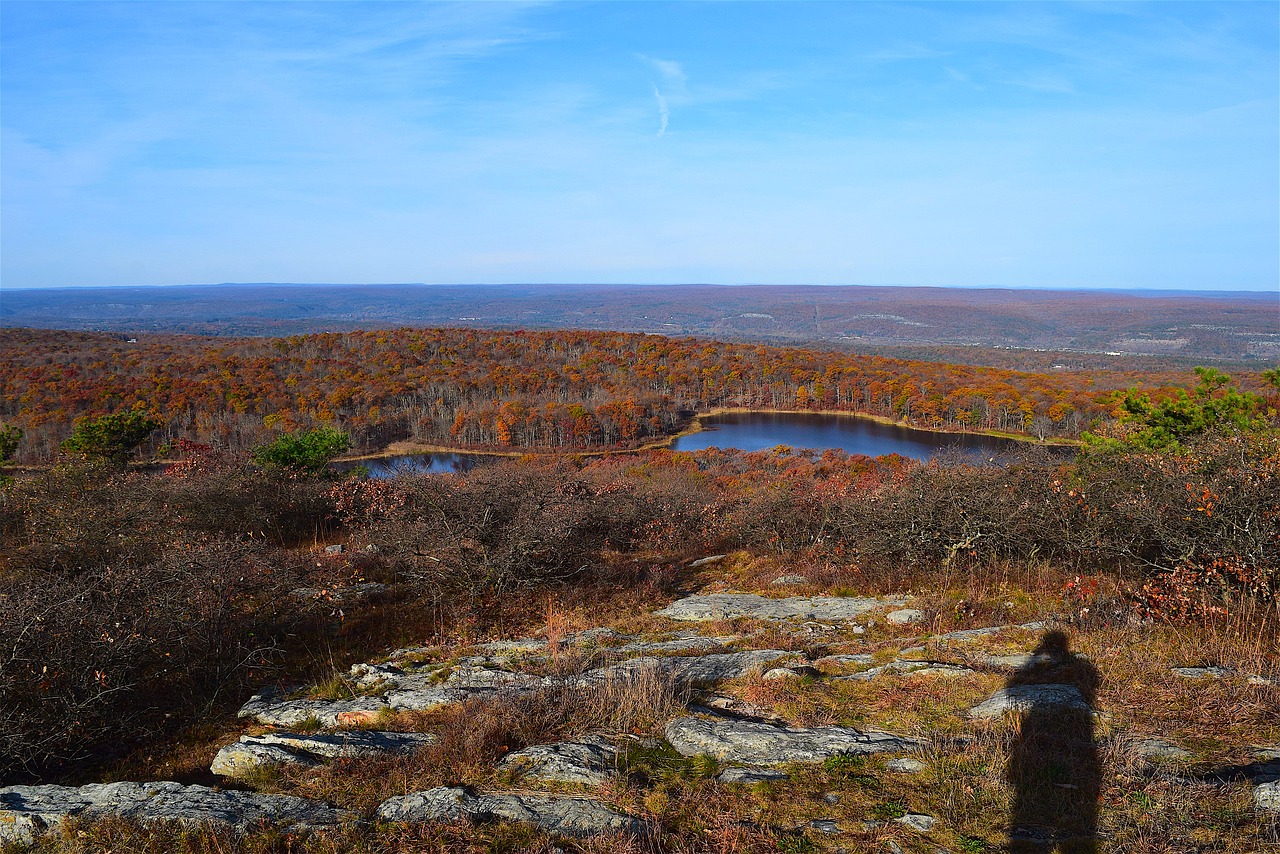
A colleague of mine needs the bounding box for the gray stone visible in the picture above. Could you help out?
[591,650,795,686]
[211,741,320,777]
[896,813,936,832]
[689,554,727,567]
[445,664,544,691]
[1256,780,1280,812]
[610,636,734,655]
[0,782,349,845]
[386,685,469,712]
[1129,737,1191,761]
[665,716,921,765]
[763,667,803,682]
[935,622,1048,642]
[836,660,974,682]
[886,757,928,773]
[499,735,617,786]
[771,575,810,586]
[656,593,906,623]
[823,792,841,805]
[717,767,787,784]
[1171,666,1232,679]
[237,692,390,727]
[376,787,646,837]
[324,544,344,554]
[968,684,1091,719]
[213,730,435,777]
[886,609,925,626]
[807,818,841,834]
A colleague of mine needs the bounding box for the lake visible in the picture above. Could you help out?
[670,411,1023,460]
[342,411,1032,477]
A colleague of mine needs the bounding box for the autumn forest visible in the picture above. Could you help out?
[4,327,1273,463]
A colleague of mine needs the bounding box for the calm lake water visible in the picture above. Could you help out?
[342,411,1030,477]
[670,411,1022,461]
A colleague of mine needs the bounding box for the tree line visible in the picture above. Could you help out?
[1,327,1275,462]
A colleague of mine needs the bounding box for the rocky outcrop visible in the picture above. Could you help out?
[237,692,391,727]
[0,782,349,845]
[585,649,795,686]
[656,593,905,622]
[498,735,617,786]
[212,731,436,777]
[376,787,646,837]
[664,716,921,765]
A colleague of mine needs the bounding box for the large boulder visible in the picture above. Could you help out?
[0,782,349,845]
[664,716,921,765]
[376,786,646,837]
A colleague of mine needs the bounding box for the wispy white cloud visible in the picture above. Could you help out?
[652,86,669,136]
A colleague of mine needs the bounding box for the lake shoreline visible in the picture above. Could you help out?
[336,407,1078,465]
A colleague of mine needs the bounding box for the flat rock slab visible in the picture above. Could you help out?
[238,693,390,727]
[665,716,921,765]
[718,767,788,784]
[935,622,1048,643]
[1128,737,1192,762]
[499,735,617,786]
[656,593,905,623]
[377,787,645,837]
[0,782,349,845]
[213,731,436,777]
[968,684,1091,719]
[1171,666,1232,679]
[836,660,975,681]
[591,650,795,686]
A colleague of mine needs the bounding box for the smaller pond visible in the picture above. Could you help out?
[332,452,481,478]
[670,411,1023,461]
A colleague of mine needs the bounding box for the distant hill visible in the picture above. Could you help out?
[1,282,1276,363]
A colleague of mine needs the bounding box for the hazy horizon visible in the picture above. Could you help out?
[3,2,1277,292]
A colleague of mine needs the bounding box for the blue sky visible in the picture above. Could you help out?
[2,1,1276,291]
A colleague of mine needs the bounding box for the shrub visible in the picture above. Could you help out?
[250,427,350,476]
[61,411,161,467]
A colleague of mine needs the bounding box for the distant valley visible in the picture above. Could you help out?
[2,283,1275,366]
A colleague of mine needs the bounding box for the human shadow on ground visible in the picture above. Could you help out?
[1006,630,1101,853]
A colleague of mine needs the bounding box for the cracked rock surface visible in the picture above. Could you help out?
[967,684,1091,719]
[664,716,921,765]
[0,782,350,845]
[376,787,646,837]
[213,731,436,777]
[499,735,618,786]
[656,593,906,622]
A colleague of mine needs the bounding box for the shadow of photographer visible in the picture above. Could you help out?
[1006,630,1101,853]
